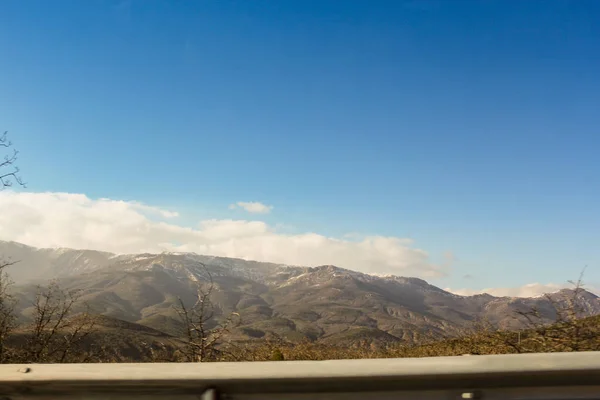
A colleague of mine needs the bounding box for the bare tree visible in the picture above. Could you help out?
[0,131,25,189]
[0,130,24,360]
[19,281,97,363]
[0,259,17,363]
[174,266,240,362]
[510,269,599,353]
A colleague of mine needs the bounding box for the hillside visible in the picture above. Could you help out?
[219,314,600,362]
[2,241,599,344]
[4,314,184,363]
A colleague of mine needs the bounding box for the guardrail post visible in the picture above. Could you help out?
[201,388,219,400]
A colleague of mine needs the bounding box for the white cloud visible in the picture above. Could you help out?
[127,201,179,218]
[445,282,599,297]
[0,191,444,278]
[229,201,273,214]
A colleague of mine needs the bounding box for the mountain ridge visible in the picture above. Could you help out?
[1,240,598,344]
[0,240,566,298]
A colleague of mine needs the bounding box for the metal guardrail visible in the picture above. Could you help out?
[1,352,600,399]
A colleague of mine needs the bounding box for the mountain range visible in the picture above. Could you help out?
[1,240,599,345]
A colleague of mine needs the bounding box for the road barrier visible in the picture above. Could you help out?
[1,351,600,399]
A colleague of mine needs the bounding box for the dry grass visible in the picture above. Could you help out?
[1,312,598,363]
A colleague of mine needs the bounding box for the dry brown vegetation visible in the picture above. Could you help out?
[205,313,600,362]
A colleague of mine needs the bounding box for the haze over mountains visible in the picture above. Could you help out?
[1,240,599,344]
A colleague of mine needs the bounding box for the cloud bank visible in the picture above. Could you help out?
[0,192,443,278]
[229,201,273,214]
[445,282,599,297]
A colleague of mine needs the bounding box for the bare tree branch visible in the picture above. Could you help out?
[0,131,25,189]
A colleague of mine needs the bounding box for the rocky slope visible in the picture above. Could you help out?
[2,241,599,344]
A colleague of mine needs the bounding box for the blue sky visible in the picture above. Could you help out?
[1,0,600,295]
